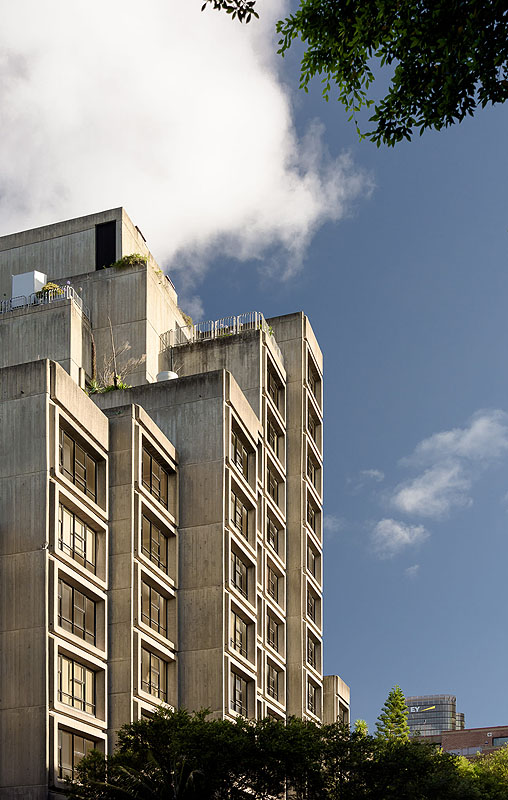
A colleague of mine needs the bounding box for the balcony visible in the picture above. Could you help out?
[0,285,90,321]
[160,311,283,364]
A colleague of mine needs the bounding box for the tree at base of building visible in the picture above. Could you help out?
[376,685,410,741]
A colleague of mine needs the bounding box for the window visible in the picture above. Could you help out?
[307,544,318,578]
[339,704,349,726]
[267,370,280,408]
[231,552,248,598]
[231,431,249,478]
[307,590,317,623]
[142,448,169,509]
[231,492,248,538]
[307,411,319,445]
[308,367,321,404]
[307,456,320,490]
[141,581,167,638]
[231,672,247,715]
[58,580,96,645]
[231,612,248,658]
[59,505,97,574]
[493,737,508,747]
[307,501,317,533]
[141,648,167,701]
[267,664,279,700]
[267,518,279,553]
[142,515,169,574]
[308,681,318,715]
[307,635,317,669]
[267,566,278,603]
[95,220,116,270]
[267,418,279,458]
[267,615,279,651]
[58,655,95,715]
[58,730,97,780]
[60,429,97,502]
[267,468,278,504]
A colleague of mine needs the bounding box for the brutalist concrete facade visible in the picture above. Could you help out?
[0,209,349,798]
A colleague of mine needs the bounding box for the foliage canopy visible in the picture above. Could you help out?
[64,707,508,800]
[204,0,508,146]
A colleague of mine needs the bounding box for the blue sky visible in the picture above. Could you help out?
[2,0,508,732]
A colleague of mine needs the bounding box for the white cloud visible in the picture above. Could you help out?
[360,469,385,482]
[371,519,429,559]
[323,514,345,535]
[403,410,508,466]
[391,462,471,518]
[391,410,508,519]
[0,0,372,301]
[404,564,420,579]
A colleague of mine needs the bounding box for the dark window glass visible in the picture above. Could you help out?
[307,545,317,578]
[307,411,318,445]
[58,579,96,645]
[231,431,249,479]
[267,518,279,553]
[231,552,248,597]
[59,505,97,574]
[142,448,169,509]
[58,730,97,779]
[231,672,247,715]
[58,655,95,715]
[141,582,167,638]
[307,456,318,488]
[307,635,317,668]
[267,567,278,603]
[95,220,116,270]
[267,469,278,504]
[230,492,248,538]
[307,501,317,533]
[308,681,317,714]
[141,648,167,701]
[231,612,248,657]
[267,419,279,457]
[308,368,320,403]
[307,590,317,623]
[267,371,280,408]
[59,430,97,502]
[267,615,278,651]
[141,515,169,574]
[267,664,279,700]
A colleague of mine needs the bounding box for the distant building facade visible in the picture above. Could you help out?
[406,694,465,737]
[0,208,349,798]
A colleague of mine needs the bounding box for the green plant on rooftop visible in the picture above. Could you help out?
[110,253,148,269]
[37,281,64,297]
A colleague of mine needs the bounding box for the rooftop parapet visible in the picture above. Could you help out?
[160,311,284,364]
[0,283,91,321]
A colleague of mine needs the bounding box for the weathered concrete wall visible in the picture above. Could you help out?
[0,361,50,797]
[0,300,91,384]
[268,312,324,720]
[95,372,227,715]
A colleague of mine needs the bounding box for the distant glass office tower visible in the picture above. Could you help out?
[406,695,465,736]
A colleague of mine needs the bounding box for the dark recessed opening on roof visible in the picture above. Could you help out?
[95,221,117,270]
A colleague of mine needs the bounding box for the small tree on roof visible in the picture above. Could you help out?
[376,685,410,741]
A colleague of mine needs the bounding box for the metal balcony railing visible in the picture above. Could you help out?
[0,285,91,321]
[160,311,283,364]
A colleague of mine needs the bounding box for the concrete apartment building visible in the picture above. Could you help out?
[0,208,349,798]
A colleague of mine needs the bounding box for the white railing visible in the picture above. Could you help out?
[0,285,90,321]
[160,311,283,363]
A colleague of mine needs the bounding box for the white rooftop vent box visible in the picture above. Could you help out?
[12,270,47,301]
